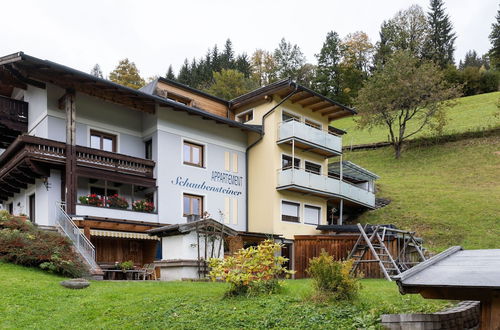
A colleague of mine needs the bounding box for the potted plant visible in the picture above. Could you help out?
[119,260,134,271]
[106,194,129,209]
[78,194,103,207]
[132,200,155,213]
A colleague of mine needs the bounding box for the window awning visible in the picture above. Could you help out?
[80,229,159,240]
[328,161,379,182]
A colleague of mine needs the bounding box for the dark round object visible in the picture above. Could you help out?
[60,278,90,289]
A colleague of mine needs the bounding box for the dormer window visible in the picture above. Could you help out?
[237,109,254,123]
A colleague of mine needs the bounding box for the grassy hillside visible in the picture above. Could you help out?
[335,92,500,146]
[0,263,447,329]
[344,134,500,251]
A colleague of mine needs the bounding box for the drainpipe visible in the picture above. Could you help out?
[245,79,299,232]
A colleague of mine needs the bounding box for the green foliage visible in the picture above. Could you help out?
[0,209,11,222]
[90,64,103,78]
[422,0,456,68]
[109,58,145,89]
[355,50,461,158]
[106,194,129,209]
[0,217,86,277]
[206,69,258,100]
[314,31,345,103]
[307,251,360,301]
[0,262,449,329]
[208,240,294,296]
[165,65,175,80]
[119,260,134,270]
[489,6,500,70]
[273,38,306,82]
[250,49,278,86]
[343,134,500,251]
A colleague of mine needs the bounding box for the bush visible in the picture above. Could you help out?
[0,215,87,277]
[306,251,360,301]
[119,260,134,270]
[209,240,294,296]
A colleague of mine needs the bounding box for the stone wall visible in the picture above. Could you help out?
[381,301,480,329]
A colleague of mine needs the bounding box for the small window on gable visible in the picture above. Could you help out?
[237,110,253,123]
[183,141,204,167]
[282,111,300,122]
[90,130,117,152]
[282,201,300,223]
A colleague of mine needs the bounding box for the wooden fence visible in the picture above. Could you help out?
[293,234,398,279]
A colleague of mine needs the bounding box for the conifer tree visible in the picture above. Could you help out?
[274,38,306,80]
[489,6,500,70]
[177,59,191,85]
[166,65,175,80]
[108,58,145,89]
[90,64,103,78]
[314,31,345,103]
[422,0,456,68]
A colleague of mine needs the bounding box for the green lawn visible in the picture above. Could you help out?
[344,134,500,251]
[0,263,448,329]
[335,91,500,146]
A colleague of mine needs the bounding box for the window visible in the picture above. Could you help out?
[305,119,321,130]
[183,141,204,167]
[305,161,321,175]
[282,155,300,170]
[29,194,35,223]
[183,194,203,216]
[237,110,253,123]
[304,205,321,225]
[145,139,153,160]
[282,201,300,222]
[90,186,118,198]
[7,203,13,215]
[282,111,300,122]
[90,130,116,152]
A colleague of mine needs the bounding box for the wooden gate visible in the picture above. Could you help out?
[293,234,398,279]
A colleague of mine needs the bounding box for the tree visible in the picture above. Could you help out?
[250,49,278,86]
[177,59,191,85]
[354,51,461,158]
[166,65,175,80]
[274,38,306,80]
[235,53,252,78]
[109,58,145,89]
[343,31,374,73]
[373,5,429,70]
[206,69,258,100]
[489,5,500,70]
[422,0,456,68]
[314,31,345,103]
[221,39,235,70]
[90,64,103,78]
[459,50,483,69]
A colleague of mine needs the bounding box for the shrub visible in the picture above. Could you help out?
[209,240,294,296]
[79,194,104,206]
[0,216,87,277]
[132,200,155,213]
[107,194,129,209]
[306,250,360,301]
[0,209,11,222]
[119,260,134,270]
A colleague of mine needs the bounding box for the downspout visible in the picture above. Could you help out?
[245,80,299,232]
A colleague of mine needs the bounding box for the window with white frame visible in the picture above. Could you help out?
[281,201,300,223]
[304,205,321,225]
[236,109,253,123]
[282,155,300,170]
[282,111,300,122]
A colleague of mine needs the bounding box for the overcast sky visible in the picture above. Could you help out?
[0,0,497,79]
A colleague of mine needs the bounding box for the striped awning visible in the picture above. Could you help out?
[80,229,159,240]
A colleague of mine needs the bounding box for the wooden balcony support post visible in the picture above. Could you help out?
[62,89,77,214]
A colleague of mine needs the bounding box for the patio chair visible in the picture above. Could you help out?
[139,263,157,280]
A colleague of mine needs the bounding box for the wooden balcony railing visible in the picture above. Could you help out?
[0,95,28,129]
[0,135,155,179]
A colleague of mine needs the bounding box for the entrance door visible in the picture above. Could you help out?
[29,194,35,223]
[281,243,293,271]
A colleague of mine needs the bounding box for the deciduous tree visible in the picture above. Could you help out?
[489,5,500,70]
[355,51,461,158]
[274,38,306,80]
[109,58,145,89]
[206,69,258,100]
[250,49,277,86]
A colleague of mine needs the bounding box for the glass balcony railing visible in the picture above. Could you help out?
[277,168,375,207]
[277,120,342,155]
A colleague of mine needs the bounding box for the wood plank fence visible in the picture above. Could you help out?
[294,234,398,279]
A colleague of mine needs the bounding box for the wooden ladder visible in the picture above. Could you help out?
[348,223,401,281]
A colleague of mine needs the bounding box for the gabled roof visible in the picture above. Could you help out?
[147,218,238,237]
[154,77,229,105]
[229,79,357,121]
[0,52,261,133]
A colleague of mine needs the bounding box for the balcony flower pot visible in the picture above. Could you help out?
[106,194,129,209]
[132,200,155,213]
[79,194,104,207]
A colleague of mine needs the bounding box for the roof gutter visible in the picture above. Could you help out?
[245,79,299,232]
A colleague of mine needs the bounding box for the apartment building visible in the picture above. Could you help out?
[0,52,378,277]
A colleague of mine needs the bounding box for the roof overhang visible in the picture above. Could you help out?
[328,161,379,182]
[0,52,261,133]
[230,79,356,121]
[147,218,238,237]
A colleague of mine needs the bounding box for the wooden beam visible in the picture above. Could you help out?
[328,111,351,121]
[289,91,310,103]
[296,96,321,107]
[310,101,332,111]
[63,90,77,215]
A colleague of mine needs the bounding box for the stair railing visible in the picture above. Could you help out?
[55,202,98,271]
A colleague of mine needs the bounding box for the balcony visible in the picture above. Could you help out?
[0,95,28,148]
[277,120,342,157]
[276,168,375,208]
